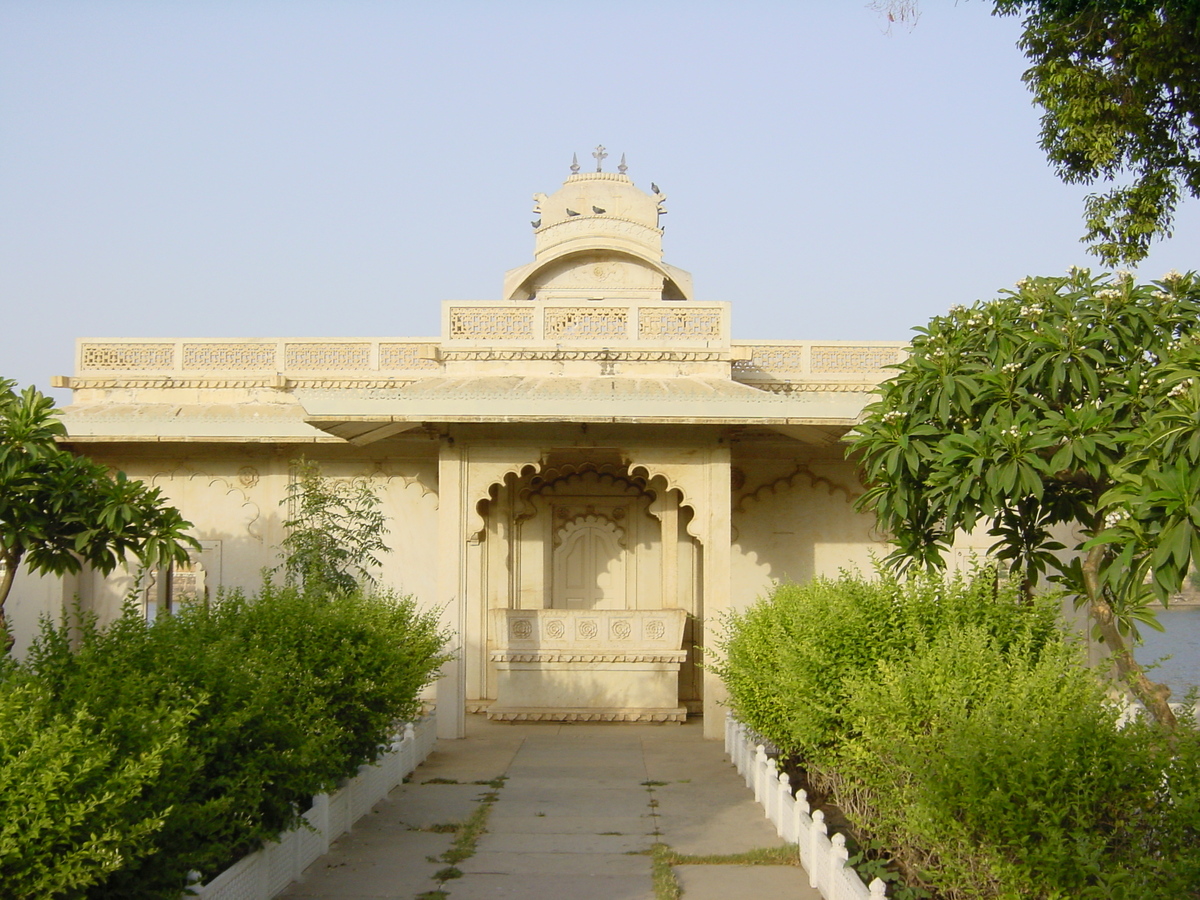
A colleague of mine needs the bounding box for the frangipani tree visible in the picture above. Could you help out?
[850,268,1200,727]
[0,379,199,652]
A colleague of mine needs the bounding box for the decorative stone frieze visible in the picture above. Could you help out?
[487,608,688,723]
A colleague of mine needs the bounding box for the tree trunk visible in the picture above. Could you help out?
[0,548,21,655]
[1081,545,1177,729]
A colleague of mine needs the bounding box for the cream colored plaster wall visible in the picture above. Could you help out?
[62,443,441,635]
[731,457,887,610]
[7,567,79,658]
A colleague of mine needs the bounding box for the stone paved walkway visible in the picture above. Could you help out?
[280,716,820,900]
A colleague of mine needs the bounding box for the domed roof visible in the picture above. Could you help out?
[503,149,693,302]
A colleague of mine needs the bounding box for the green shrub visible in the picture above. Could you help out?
[837,626,1178,898]
[20,584,448,899]
[715,567,1060,758]
[717,566,1200,898]
[0,676,188,900]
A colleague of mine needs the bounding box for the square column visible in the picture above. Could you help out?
[435,443,467,739]
[700,445,732,738]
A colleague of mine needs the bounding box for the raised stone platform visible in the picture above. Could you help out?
[487,608,688,723]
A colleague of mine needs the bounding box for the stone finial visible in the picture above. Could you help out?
[592,145,608,172]
[570,153,580,174]
[618,153,628,175]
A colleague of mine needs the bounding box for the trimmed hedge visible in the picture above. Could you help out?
[0,584,448,900]
[716,568,1200,899]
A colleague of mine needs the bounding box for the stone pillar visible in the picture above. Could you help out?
[436,442,467,739]
[701,445,732,738]
[658,490,679,610]
[626,440,732,738]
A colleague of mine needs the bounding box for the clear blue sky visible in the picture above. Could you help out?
[3,1,1197,400]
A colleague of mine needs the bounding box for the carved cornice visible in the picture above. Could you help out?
[67,373,877,393]
[64,377,423,390]
[485,708,687,723]
[490,651,688,664]
[439,349,728,362]
[738,381,880,394]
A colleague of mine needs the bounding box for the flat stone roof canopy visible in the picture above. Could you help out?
[297,375,868,426]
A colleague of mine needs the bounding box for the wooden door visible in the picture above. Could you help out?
[552,518,626,609]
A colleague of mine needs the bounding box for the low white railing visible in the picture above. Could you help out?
[192,713,437,900]
[725,713,887,900]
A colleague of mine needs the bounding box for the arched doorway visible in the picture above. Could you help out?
[474,460,702,720]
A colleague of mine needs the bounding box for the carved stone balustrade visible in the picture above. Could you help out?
[487,608,688,723]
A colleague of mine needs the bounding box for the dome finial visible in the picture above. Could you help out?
[592,145,608,172]
[570,153,580,175]
[618,153,628,175]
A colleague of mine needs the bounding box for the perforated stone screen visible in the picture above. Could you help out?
[378,343,441,370]
[80,343,176,370]
[810,346,903,373]
[448,308,535,340]
[182,343,277,370]
[283,343,371,370]
[638,308,722,340]
[544,308,629,340]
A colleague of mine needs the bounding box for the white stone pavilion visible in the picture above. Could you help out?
[21,154,912,738]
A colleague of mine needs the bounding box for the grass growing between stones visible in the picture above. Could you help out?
[416,822,459,834]
[663,845,799,866]
[648,843,801,900]
[438,778,505,866]
[649,843,682,900]
[415,774,508,899]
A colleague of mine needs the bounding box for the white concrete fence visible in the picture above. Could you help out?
[191,713,437,900]
[725,713,888,900]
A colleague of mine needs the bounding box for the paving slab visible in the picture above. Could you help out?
[654,783,786,855]
[276,715,824,900]
[675,864,823,900]
[445,872,655,900]
[476,831,652,854]
[379,783,490,831]
[279,830,451,899]
[461,849,652,877]
[656,810,786,856]
[490,794,652,818]
[488,814,655,835]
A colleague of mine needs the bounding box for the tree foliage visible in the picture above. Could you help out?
[872,1,1200,262]
[277,458,389,596]
[0,379,199,653]
[849,268,1200,726]
[993,1,1200,264]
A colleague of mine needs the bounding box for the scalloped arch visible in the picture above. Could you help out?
[733,463,861,516]
[554,513,626,549]
[467,460,543,538]
[151,464,263,543]
[624,464,701,541]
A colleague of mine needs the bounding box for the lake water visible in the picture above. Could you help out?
[1138,605,1200,701]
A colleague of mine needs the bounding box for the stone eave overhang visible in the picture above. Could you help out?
[295,375,875,445]
[56,403,338,444]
